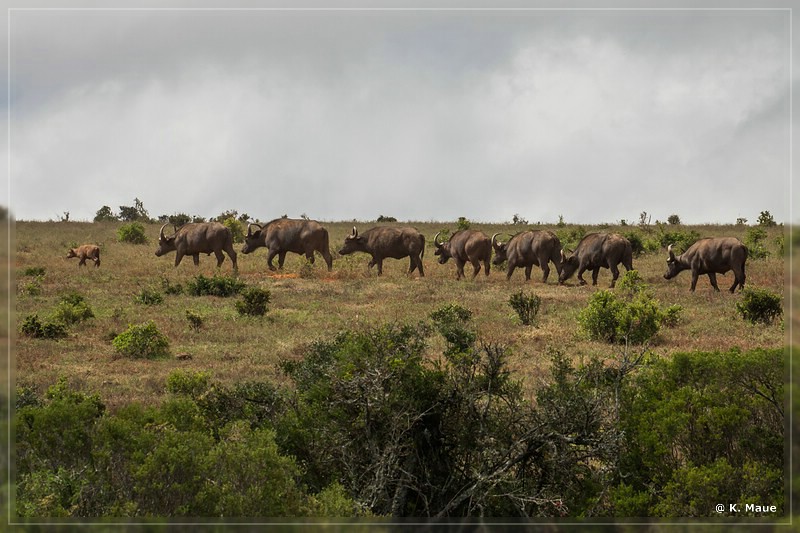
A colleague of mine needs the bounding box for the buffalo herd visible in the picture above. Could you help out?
[71,218,750,292]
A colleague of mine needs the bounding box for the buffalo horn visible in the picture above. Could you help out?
[352,226,358,238]
[491,233,501,248]
[667,244,675,260]
[434,231,443,248]
[560,249,566,261]
[159,223,170,241]
[246,223,262,237]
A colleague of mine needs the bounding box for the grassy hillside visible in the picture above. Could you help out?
[14,220,786,409]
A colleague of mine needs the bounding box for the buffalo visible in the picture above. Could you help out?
[491,230,562,282]
[663,237,747,292]
[558,233,633,288]
[155,222,237,271]
[242,218,333,271]
[339,226,425,277]
[66,244,101,268]
[433,230,491,279]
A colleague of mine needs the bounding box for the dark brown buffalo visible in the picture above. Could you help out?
[433,230,491,280]
[338,226,425,276]
[241,218,333,271]
[155,222,237,271]
[558,233,633,288]
[663,237,747,292]
[66,244,100,267]
[491,230,562,282]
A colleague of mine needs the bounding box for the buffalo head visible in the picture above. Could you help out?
[557,249,580,284]
[663,244,680,280]
[241,223,264,254]
[154,223,177,257]
[433,232,451,264]
[491,233,508,265]
[338,226,366,256]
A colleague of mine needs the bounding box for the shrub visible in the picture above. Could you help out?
[135,287,164,306]
[185,310,204,331]
[21,314,68,339]
[667,214,681,225]
[577,271,669,345]
[186,274,245,297]
[376,215,397,222]
[299,260,315,279]
[112,321,170,359]
[23,266,46,277]
[221,217,245,244]
[508,290,541,326]
[235,286,271,316]
[21,277,43,296]
[430,304,475,354]
[622,231,645,257]
[117,222,148,244]
[166,370,212,397]
[661,305,683,327]
[93,205,118,222]
[557,226,586,251]
[161,277,184,295]
[757,210,776,227]
[657,227,700,252]
[736,288,783,325]
[52,292,94,325]
[744,227,770,260]
[456,216,471,231]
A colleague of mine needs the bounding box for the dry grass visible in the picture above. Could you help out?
[14,220,788,409]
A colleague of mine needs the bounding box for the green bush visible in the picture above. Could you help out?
[117,222,148,244]
[508,290,541,326]
[161,277,184,295]
[429,303,475,354]
[23,266,46,277]
[185,309,204,331]
[235,286,271,316]
[52,292,94,325]
[736,288,783,325]
[744,227,770,260]
[221,217,245,244]
[112,321,170,359]
[135,287,164,306]
[186,274,246,297]
[667,214,681,225]
[657,227,700,252]
[577,271,670,345]
[456,216,471,231]
[166,370,212,397]
[20,314,68,339]
[757,210,776,227]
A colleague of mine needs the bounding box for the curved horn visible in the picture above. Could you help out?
[246,222,262,237]
[560,248,566,261]
[159,223,169,241]
[491,233,501,247]
[352,226,358,238]
[434,231,443,247]
[667,243,676,260]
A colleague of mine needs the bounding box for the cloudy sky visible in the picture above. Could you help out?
[5,4,796,224]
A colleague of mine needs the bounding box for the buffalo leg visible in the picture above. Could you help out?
[93,257,100,268]
[455,259,465,280]
[609,264,620,288]
[483,260,490,277]
[577,266,588,285]
[416,255,425,277]
[175,252,185,267]
[470,259,481,279]
[278,252,287,269]
[506,264,516,281]
[267,250,279,271]
[707,272,720,291]
[192,254,200,266]
[321,249,333,272]
[591,267,601,286]
[524,265,533,281]
[376,258,384,275]
[78,257,87,266]
[690,271,699,291]
[541,263,550,283]
[730,267,745,292]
